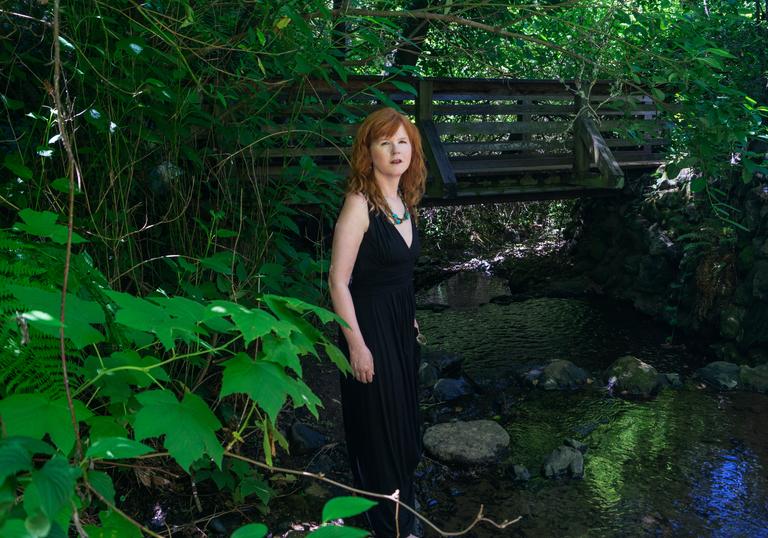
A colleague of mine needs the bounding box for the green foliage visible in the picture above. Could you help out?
[0,209,353,536]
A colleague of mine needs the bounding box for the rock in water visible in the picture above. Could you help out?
[740,363,768,393]
[695,361,741,390]
[540,359,589,390]
[542,446,584,479]
[419,362,439,388]
[603,355,662,398]
[423,420,510,464]
[433,377,474,401]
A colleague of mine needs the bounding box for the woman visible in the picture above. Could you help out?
[329,107,427,537]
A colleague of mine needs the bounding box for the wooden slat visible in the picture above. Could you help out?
[433,103,575,115]
[443,141,569,153]
[452,156,573,174]
[437,121,572,136]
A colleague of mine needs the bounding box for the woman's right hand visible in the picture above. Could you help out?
[349,343,375,383]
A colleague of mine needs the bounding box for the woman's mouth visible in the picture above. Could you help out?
[390,159,402,164]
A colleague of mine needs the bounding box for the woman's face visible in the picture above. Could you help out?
[369,123,412,181]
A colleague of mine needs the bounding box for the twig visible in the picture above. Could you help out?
[51,0,83,463]
[85,480,166,538]
[224,451,521,536]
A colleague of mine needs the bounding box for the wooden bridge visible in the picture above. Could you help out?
[264,76,668,205]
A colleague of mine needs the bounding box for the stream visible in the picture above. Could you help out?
[414,271,768,537]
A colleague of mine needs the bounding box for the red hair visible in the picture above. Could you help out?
[346,108,426,222]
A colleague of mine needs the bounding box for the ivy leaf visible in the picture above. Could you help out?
[231,523,269,538]
[133,390,223,471]
[221,353,321,423]
[24,456,80,518]
[87,471,115,505]
[15,209,87,244]
[0,395,92,454]
[86,437,154,460]
[321,496,378,522]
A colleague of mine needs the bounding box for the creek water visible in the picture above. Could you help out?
[415,271,768,538]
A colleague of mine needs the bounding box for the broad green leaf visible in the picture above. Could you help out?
[82,351,170,403]
[705,47,736,59]
[87,471,115,505]
[9,285,104,348]
[696,56,723,70]
[133,390,223,471]
[321,496,378,522]
[86,437,154,460]
[199,252,233,275]
[0,440,32,482]
[261,333,302,376]
[24,456,80,518]
[25,511,51,537]
[307,525,370,538]
[231,523,269,538]
[390,80,417,95]
[85,420,127,446]
[0,519,34,538]
[83,510,142,538]
[324,343,352,375]
[221,353,321,422]
[691,176,706,193]
[104,291,176,349]
[208,301,277,344]
[15,209,87,244]
[4,153,32,180]
[239,476,272,505]
[0,395,92,453]
[0,442,33,484]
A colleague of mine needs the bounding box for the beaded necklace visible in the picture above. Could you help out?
[387,194,410,224]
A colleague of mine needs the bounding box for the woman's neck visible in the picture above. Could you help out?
[375,173,401,199]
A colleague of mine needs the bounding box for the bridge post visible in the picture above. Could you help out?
[416,79,457,199]
[573,93,589,180]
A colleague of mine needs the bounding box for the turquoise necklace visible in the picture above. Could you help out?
[388,195,410,225]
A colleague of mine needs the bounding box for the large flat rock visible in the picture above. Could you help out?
[423,420,510,465]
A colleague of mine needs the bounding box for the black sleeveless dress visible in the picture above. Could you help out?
[339,209,422,537]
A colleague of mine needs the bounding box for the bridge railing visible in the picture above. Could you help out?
[261,76,667,201]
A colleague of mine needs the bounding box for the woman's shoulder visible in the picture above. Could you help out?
[337,192,371,231]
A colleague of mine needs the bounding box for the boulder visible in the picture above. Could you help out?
[563,438,588,454]
[523,360,589,390]
[433,377,473,402]
[604,356,662,398]
[419,362,439,388]
[696,361,741,390]
[720,305,746,341]
[511,464,531,481]
[542,445,584,479]
[659,373,683,389]
[740,364,768,393]
[423,420,510,465]
[424,349,464,378]
[289,422,327,455]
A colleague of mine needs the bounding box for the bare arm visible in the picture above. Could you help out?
[328,193,375,382]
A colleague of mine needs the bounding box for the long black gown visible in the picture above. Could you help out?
[339,208,422,537]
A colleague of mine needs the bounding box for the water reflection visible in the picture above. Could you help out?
[418,271,768,537]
